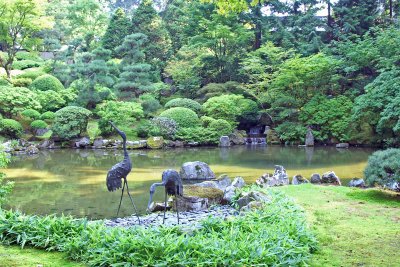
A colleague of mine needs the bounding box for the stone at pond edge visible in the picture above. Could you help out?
[348,178,366,188]
[223,185,236,203]
[175,195,209,212]
[180,161,216,180]
[93,137,104,148]
[336,143,349,148]
[292,174,309,185]
[183,185,224,205]
[148,201,171,212]
[310,173,322,184]
[35,128,49,137]
[231,176,246,188]
[75,137,90,148]
[147,136,164,149]
[26,145,39,155]
[256,165,289,187]
[193,174,231,191]
[219,136,230,147]
[305,127,314,146]
[237,191,271,209]
[321,171,341,186]
[39,139,55,149]
[229,130,246,145]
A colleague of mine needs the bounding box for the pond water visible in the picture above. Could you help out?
[3,146,375,219]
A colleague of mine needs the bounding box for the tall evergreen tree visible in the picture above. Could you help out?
[101,8,130,57]
[131,0,172,70]
[114,33,157,98]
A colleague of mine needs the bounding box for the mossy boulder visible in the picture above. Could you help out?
[146,136,164,149]
[183,185,224,205]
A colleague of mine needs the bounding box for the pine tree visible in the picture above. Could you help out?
[131,0,172,70]
[114,33,157,98]
[101,8,131,57]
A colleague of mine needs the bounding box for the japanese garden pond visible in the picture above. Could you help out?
[3,145,375,219]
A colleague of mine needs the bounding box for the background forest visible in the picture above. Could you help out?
[1,0,400,147]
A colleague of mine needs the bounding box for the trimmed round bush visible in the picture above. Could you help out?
[364,149,400,191]
[30,74,64,92]
[15,51,43,61]
[12,60,42,70]
[21,109,41,120]
[17,70,47,80]
[165,98,202,113]
[200,116,216,128]
[52,106,92,140]
[40,111,56,120]
[159,107,199,128]
[30,120,48,129]
[209,119,233,136]
[0,119,23,138]
[0,86,41,115]
[11,78,32,87]
[0,78,11,86]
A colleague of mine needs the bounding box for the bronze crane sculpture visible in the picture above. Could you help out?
[147,169,183,224]
[106,121,140,224]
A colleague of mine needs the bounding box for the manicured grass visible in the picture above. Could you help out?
[275,184,400,267]
[0,244,84,267]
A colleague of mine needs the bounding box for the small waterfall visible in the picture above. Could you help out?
[245,127,267,145]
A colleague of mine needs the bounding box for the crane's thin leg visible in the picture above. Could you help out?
[124,179,141,225]
[163,188,167,224]
[175,193,180,225]
[116,181,125,218]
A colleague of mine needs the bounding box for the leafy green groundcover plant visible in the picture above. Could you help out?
[0,190,317,266]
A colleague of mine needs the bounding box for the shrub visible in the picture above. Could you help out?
[159,107,199,128]
[40,111,56,120]
[140,94,161,115]
[0,78,10,86]
[200,116,216,128]
[37,90,67,112]
[364,149,400,191]
[202,94,244,125]
[0,150,14,207]
[136,121,157,138]
[0,119,23,138]
[151,117,178,139]
[30,120,48,129]
[237,98,259,124]
[12,60,42,70]
[0,86,41,116]
[30,74,64,92]
[15,51,43,62]
[97,101,144,135]
[52,106,92,140]
[208,119,233,136]
[17,70,47,80]
[21,109,41,120]
[11,78,32,87]
[165,98,203,113]
[175,127,221,145]
[275,122,306,144]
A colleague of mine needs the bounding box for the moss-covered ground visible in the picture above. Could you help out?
[275,184,400,267]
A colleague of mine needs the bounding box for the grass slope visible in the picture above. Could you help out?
[276,184,400,267]
[0,244,83,267]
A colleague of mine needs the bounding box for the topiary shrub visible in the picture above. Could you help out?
[165,98,202,113]
[30,74,64,92]
[40,111,56,120]
[200,116,216,128]
[11,78,32,87]
[140,94,161,115]
[21,109,41,120]
[275,122,306,144]
[150,117,178,139]
[30,120,48,129]
[15,51,43,62]
[208,119,233,136]
[136,121,157,138]
[0,86,41,116]
[202,94,244,125]
[37,90,67,112]
[159,107,199,128]
[12,60,42,70]
[17,70,47,80]
[52,106,92,140]
[0,119,23,138]
[364,149,400,191]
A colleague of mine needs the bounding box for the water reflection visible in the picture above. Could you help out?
[4,146,374,219]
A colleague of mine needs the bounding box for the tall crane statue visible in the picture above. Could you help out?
[147,169,183,224]
[106,121,140,224]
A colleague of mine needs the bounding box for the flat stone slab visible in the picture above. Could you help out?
[104,205,238,229]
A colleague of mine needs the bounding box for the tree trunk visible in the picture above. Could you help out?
[389,0,393,18]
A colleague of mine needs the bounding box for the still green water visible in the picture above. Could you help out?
[4,146,374,219]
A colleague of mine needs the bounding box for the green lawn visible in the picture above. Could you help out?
[0,245,84,267]
[276,184,400,267]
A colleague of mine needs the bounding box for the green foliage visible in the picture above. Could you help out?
[101,8,130,57]
[150,117,179,139]
[202,94,245,125]
[40,111,55,120]
[11,78,32,87]
[275,122,306,144]
[0,150,13,208]
[97,101,144,135]
[0,86,41,116]
[165,98,202,113]
[197,82,246,102]
[37,90,66,112]
[159,107,199,128]
[300,95,353,142]
[364,149,400,191]
[16,70,47,80]
[200,116,216,128]
[0,78,10,86]
[175,127,220,145]
[21,109,41,120]
[30,74,64,92]
[208,119,232,136]
[15,51,43,62]
[30,120,48,129]
[12,60,43,70]
[139,94,161,115]
[0,119,23,138]
[0,190,316,266]
[51,106,92,140]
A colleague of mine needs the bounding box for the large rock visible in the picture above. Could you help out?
[240,201,263,212]
[231,176,246,188]
[26,145,39,155]
[193,174,231,191]
[180,161,216,180]
[175,195,209,212]
[257,165,289,187]
[93,137,104,148]
[35,128,49,137]
[310,173,322,184]
[228,130,246,145]
[237,191,271,209]
[148,201,171,212]
[223,185,236,203]
[336,143,349,149]
[75,137,90,148]
[292,174,309,185]
[147,136,164,149]
[38,139,55,149]
[321,171,341,186]
[219,136,230,147]
[305,127,314,146]
[183,185,224,205]
[348,178,366,188]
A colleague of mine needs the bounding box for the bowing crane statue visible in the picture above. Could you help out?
[106,121,140,224]
[147,169,183,224]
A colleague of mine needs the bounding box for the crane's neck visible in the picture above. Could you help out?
[122,137,128,158]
